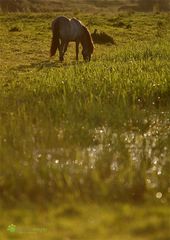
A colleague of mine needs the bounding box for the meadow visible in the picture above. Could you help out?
[0,10,170,240]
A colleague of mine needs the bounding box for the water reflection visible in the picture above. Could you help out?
[30,111,170,200]
[0,109,170,201]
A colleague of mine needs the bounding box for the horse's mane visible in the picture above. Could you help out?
[82,25,94,53]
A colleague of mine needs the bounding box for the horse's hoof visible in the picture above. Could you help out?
[59,57,64,62]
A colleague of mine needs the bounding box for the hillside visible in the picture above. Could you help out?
[0,0,137,12]
[0,0,169,13]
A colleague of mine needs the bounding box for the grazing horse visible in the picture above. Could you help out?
[50,16,94,62]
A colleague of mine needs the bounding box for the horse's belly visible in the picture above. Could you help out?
[69,34,78,41]
[60,29,79,41]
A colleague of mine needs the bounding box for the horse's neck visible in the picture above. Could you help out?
[71,18,82,25]
[69,19,83,41]
[81,30,94,54]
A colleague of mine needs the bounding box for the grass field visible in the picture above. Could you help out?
[1,203,170,240]
[0,10,170,240]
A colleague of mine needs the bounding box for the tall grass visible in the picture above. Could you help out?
[1,14,170,202]
[0,37,170,205]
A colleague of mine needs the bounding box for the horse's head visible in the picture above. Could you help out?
[81,26,94,62]
[82,47,93,61]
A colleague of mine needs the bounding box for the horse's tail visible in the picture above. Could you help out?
[50,19,60,57]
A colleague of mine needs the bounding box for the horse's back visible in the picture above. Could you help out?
[52,16,83,42]
[52,16,69,30]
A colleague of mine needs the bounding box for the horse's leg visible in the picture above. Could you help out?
[64,41,69,54]
[59,41,68,62]
[59,40,65,62]
[75,41,79,61]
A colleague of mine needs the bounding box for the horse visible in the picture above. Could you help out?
[50,16,94,62]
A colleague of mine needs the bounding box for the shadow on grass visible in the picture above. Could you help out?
[132,222,170,240]
[12,60,85,72]
[155,237,170,240]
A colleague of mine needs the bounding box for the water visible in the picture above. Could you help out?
[0,106,169,203]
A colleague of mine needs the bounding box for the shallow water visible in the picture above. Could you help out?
[0,106,169,203]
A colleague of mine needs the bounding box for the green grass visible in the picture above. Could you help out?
[1,203,170,240]
[0,11,170,239]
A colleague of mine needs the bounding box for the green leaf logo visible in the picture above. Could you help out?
[7,224,17,233]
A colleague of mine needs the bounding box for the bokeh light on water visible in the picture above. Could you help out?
[0,108,170,202]
[29,111,170,201]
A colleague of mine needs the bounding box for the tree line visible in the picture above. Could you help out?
[0,0,169,12]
